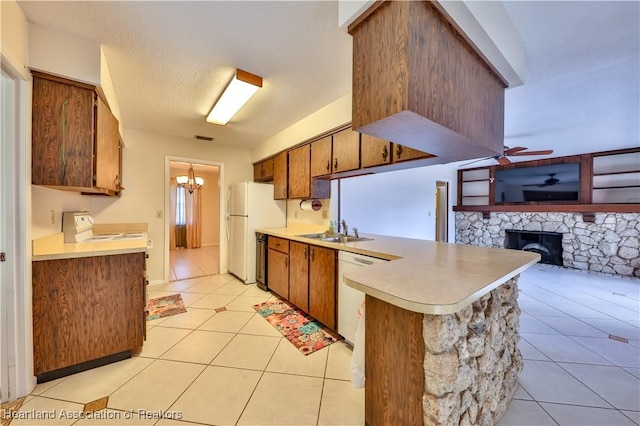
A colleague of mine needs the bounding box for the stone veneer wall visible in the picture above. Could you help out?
[455,212,640,278]
[422,277,522,425]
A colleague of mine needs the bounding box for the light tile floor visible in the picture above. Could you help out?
[6,264,640,425]
[169,245,219,281]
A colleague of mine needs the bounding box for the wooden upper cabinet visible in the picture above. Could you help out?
[95,97,120,192]
[349,1,505,162]
[273,151,288,200]
[308,245,336,330]
[332,128,360,173]
[254,158,274,182]
[392,144,431,163]
[311,136,332,177]
[361,134,391,168]
[31,71,122,196]
[288,145,311,198]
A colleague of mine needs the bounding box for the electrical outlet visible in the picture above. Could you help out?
[50,210,56,225]
[147,239,153,248]
[156,210,163,219]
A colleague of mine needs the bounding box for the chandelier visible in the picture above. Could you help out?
[176,164,205,193]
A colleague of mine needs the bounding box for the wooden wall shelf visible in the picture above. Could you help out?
[453,204,640,213]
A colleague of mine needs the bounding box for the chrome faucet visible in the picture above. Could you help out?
[341,219,348,236]
[353,227,359,238]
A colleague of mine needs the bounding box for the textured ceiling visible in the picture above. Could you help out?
[16,1,640,161]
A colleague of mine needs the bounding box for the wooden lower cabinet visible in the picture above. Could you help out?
[308,246,337,329]
[268,248,289,298]
[32,252,146,378]
[267,237,337,330]
[289,242,309,311]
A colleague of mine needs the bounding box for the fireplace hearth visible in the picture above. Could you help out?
[505,230,563,266]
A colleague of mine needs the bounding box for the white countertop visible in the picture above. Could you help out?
[33,232,147,261]
[256,227,540,315]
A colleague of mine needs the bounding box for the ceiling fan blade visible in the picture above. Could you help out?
[504,146,527,155]
[497,156,511,165]
[511,149,554,156]
[459,157,492,167]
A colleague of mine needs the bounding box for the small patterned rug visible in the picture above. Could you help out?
[147,294,187,320]
[253,299,339,355]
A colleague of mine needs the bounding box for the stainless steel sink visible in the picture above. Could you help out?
[320,236,373,243]
[296,233,373,243]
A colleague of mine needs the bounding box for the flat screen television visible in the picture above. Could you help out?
[494,163,580,203]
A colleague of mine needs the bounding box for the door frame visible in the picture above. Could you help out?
[164,156,225,283]
[1,54,33,401]
[435,180,449,242]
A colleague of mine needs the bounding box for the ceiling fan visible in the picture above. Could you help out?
[461,146,554,167]
[522,173,560,188]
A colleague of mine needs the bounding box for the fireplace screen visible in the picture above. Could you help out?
[505,230,563,266]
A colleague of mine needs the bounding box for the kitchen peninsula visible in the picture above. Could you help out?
[31,225,148,383]
[257,228,539,425]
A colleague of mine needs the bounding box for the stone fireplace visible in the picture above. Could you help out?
[455,211,640,277]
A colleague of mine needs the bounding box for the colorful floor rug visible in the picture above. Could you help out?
[147,294,187,320]
[253,299,339,355]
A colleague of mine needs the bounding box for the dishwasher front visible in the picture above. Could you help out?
[338,250,387,344]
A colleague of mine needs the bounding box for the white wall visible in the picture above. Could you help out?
[28,23,101,85]
[91,129,252,282]
[31,186,92,239]
[286,198,331,229]
[252,93,351,162]
[1,0,29,78]
[338,164,459,241]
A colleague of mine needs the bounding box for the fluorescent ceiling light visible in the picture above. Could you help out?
[206,69,262,125]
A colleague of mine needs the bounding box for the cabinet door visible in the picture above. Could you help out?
[32,253,145,375]
[262,158,274,180]
[311,136,332,177]
[32,75,94,187]
[332,129,360,173]
[288,145,311,198]
[309,246,336,330]
[95,97,121,192]
[273,152,288,199]
[361,134,391,168]
[253,163,263,181]
[391,143,430,163]
[268,248,289,298]
[289,242,309,311]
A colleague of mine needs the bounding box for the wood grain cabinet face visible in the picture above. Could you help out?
[253,158,274,182]
[311,136,332,177]
[391,143,431,163]
[32,72,122,196]
[331,129,360,173]
[32,253,146,376]
[273,152,288,199]
[267,249,289,299]
[289,242,310,311]
[288,145,311,198]
[308,245,337,330]
[361,134,391,168]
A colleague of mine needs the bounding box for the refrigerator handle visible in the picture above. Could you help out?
[225,186,231,241]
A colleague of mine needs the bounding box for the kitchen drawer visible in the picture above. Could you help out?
[268,236,290,253]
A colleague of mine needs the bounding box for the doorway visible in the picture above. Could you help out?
[435,181,449,242]
[168,161,221,281]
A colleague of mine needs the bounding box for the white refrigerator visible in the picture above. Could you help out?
[227,181,286,283]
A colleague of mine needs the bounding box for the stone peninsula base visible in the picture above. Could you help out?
[365,277,522,426]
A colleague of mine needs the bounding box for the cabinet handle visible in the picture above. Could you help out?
[285,257,288,267]
[395,144,403,159]
[310,248,315,261]
[334,158,338,171]
[382,145,388,161]
[304,247,308,259]
[326,160,330,172]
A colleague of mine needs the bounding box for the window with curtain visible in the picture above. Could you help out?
[175,186,186,225]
